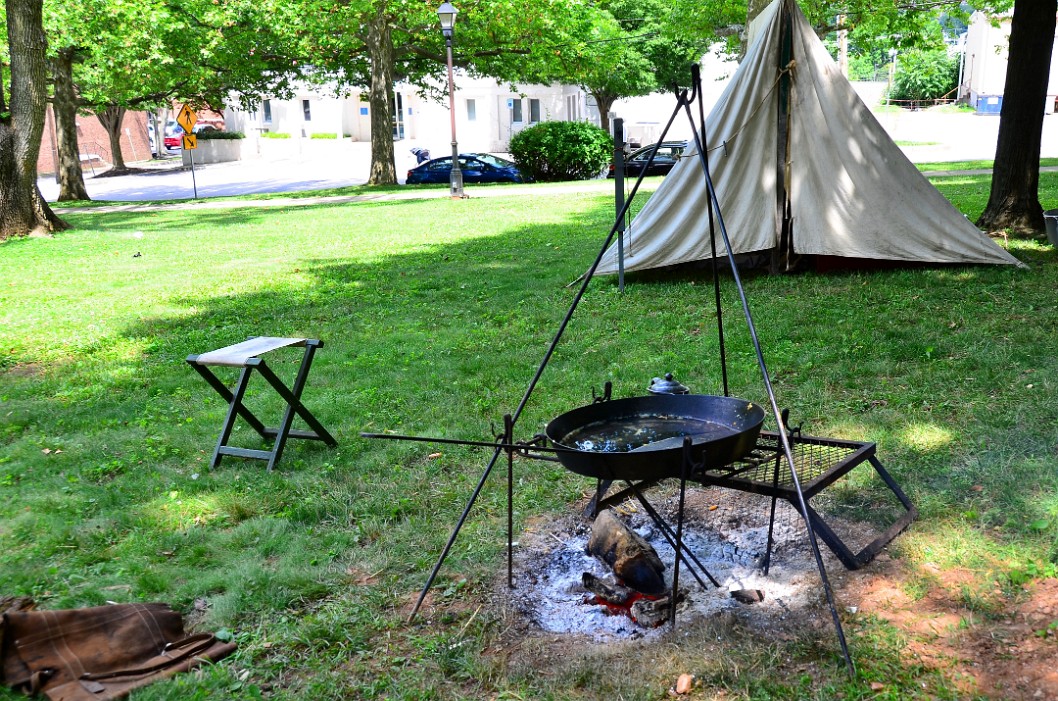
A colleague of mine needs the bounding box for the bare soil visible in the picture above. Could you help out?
[844,556,1058,700]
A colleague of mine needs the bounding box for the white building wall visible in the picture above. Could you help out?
[225,73,719,164]
[964,12,1010,103]
[964,11,1058,114]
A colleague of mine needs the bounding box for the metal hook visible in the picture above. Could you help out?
[780,408,803,438]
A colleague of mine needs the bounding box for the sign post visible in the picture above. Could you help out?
[177,104,199,198]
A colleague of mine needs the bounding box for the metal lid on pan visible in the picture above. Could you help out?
[648,372,689,395]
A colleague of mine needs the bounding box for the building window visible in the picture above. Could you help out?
[390,91,404,139]
[263,99,272,123]
[466,99,476,121]
[512,99,523,123]
[565,95,580,122]
[530,98,541,123]
[302,99,312,121]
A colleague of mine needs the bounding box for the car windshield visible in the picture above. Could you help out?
[473,153,515,168]
[630,143,685,162]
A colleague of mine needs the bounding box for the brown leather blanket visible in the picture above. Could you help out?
[1,600,236,700]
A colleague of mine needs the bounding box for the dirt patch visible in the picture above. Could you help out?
[93,166,174,178]
[2,362,43,378]
[845,558,1058,700]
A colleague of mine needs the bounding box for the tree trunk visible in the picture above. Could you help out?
[0,0,68,239]
[743,0,775,55]
[747,0,773,24]
[366,10,396,185]
[592,91,617,136]
[51,47,90,201]
[976,0,1057,235]
[96,104,129,172]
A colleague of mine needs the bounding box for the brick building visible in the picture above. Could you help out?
[37,108,154,176]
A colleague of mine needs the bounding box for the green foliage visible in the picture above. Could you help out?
[196,131,244,140]
[508,122,612,182]
[891,48,959,106]
[847,49,891,82]
[49,0,303,114]
[309,133,339,140]
[260,132,291,139]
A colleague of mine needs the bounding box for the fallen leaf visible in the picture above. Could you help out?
[708,504,718,511]
[41,448,51,455]
[870,682,885,691]
[675,673,695,694]
[428,452,443,459]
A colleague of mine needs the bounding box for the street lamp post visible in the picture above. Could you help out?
[438,2,464,198]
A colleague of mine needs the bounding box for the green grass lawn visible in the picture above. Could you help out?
[1,175,1057,700]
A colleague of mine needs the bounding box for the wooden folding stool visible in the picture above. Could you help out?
[186,337,337,470]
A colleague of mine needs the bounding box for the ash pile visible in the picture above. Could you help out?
[507,487,854,641]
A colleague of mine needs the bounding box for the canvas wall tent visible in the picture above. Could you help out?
[594,0,1024,276]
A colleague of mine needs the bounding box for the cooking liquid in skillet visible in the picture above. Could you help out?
[560,416,735,453]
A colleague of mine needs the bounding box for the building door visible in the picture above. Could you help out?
[502,96,527,142]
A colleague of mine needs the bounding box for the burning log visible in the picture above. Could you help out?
[581,572,637,606]
[582,572,682,627]
[630,595,676,628]
[587,509,666,595]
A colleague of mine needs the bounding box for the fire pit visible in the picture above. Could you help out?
[508,491,829,641]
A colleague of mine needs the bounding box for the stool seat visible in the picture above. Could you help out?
[187,337,337,470]
[193,337,307,367]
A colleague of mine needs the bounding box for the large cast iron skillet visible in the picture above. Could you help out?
[546,394,766,481]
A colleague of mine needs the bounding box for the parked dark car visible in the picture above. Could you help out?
[607,140,689,178]
[406,153,529,184]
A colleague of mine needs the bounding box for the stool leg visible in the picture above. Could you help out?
[254,351,337,447]
[212,366,255,468]
[264,358,298,472]
[187,360,270,440]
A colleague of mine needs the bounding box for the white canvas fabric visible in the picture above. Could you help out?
[595,0,1022,275]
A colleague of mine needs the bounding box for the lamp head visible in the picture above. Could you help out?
[438,2,457,38]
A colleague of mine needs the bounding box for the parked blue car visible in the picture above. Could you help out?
[406,153,529,184]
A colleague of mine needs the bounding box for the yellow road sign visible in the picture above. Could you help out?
[177,103,198,133]
[182,134,198,150]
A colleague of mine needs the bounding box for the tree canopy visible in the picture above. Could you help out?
[1,0,1050,236]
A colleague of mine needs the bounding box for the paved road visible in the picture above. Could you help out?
[38,142,380,202]
[38,110,1058,205]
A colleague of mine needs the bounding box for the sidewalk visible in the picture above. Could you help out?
[53,179,635,214]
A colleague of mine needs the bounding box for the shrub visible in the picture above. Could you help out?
[261,132,291,139]
[310,133,339,140]
[509,121,612,182]
[890,49,958,107]
[197,130,243,140]
[847,51,889,82]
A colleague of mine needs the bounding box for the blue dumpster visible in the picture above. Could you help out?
[976,95,1002,115]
